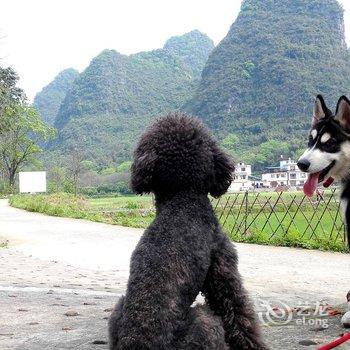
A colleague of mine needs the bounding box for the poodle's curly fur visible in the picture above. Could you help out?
[109,113,267,349]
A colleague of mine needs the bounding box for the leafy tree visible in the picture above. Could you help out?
[0,67,25,132]
[65,148,86,196]
[0,67,24,105]
[48,166,67,193]
[0,104,55,188]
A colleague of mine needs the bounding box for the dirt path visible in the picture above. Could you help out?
[0,199,349,349]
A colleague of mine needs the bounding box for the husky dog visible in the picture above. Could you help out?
[297,95,350,327]
[297,94,350,249]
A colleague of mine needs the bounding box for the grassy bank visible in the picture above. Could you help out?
[9,193,155,228]
[9,192,349,252]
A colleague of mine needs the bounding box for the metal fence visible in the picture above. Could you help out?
[211,189,348,252]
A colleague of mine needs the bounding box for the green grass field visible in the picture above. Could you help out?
[9,191,349,252]
[90,196,154,210]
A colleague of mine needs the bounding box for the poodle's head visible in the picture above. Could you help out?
[131,112,234,198]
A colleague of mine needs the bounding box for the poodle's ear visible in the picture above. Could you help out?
[130,149,156,194]
[209,146,235,198]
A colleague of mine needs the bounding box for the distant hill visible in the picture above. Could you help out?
[38,0,350,172]
[40,30,214,166]
[186,0,350,167]
[164,29,214,77]
[33,68,79,126]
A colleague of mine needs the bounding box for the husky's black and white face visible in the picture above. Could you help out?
[297,95,350,197]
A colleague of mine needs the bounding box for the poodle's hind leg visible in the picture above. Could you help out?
[174,304,229,350]
[108,296,125,350]
[202,238,268,349]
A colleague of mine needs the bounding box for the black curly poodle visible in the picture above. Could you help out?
[109,113,267,349]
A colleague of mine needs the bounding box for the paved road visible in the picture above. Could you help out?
[0,199,349,349]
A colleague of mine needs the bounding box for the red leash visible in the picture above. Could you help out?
[318,333,350,350]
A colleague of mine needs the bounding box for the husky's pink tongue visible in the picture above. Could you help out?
[303,172,320,197]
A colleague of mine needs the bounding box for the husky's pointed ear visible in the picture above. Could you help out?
[335,95,350,130]
[312,95,332,126]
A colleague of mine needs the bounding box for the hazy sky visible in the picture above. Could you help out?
[2,0,350,101]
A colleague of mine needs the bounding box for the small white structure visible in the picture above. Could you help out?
[261,158,306,188]
[19,171,47,193]
[229,162,253,192]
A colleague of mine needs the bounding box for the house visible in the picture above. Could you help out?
[228,162,253,192]
[261,158,307,188]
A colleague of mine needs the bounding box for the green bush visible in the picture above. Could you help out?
[9,193,89,219]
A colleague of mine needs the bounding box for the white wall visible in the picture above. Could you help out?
[19,171,47,193]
